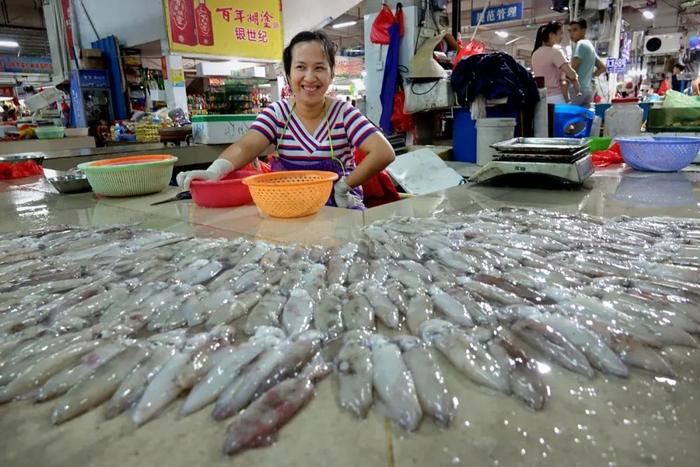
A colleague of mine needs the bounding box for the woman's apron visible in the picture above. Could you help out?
[268,102,365,210]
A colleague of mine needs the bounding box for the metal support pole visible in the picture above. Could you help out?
[452,0,461,39]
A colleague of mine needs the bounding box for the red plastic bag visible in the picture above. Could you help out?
[592,143,623,167]
[242,159,271,173]
[396,3,404,38]
[452,39,486,68]
[0,160,44,180]
[370,3,404,44]
[354,148,400,207]
[390,90,413,133]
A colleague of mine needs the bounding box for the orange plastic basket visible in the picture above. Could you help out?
[242,170,339,218]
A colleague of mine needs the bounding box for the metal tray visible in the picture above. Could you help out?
[493,148,590,163]
[47,174,92,194]
[491,138,589,154]
[0,154,45,165]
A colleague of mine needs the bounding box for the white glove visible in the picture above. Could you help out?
[334,177,363,209]
[176,159,234,190]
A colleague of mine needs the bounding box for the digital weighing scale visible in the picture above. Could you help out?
[468,138,595,185]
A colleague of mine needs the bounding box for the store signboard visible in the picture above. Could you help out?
[471,3,523,27]
[0,86,14,98]
[163,0,283,60]
[606,58,627,74]
[335,57,364,76]
[0,56,53,74]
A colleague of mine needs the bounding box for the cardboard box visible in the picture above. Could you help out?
[79,49,105,70]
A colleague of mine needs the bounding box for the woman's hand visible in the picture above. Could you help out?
[176,159,233,190]
[345,132,395,189]
[334,177,364,208]
[560,63,581,96]
[177,130,271,190]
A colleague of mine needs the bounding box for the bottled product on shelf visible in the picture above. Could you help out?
[188,94,209,116]
[198,78,271,115]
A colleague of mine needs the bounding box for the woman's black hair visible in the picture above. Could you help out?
[282,30,336,78]
[533,21,563,54]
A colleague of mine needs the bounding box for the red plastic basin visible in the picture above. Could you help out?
[190,170,257,208]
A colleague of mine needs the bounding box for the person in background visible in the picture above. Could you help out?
[567,19,606,108]
[177,30,395,209]
[532,21,581,104]
[672,63,685,92]
[692,75,700,96]
[658,73,671,96]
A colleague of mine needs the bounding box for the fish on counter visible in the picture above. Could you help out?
[393,335,456,426]
[1,208,700,456]
[370,335,423,431]
[335,330,374,418]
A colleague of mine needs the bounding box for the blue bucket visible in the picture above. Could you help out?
[453,108,477,163]
[554,104,594,138]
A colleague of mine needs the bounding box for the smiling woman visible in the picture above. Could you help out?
[177,30,395,210]
[283,31,335,111]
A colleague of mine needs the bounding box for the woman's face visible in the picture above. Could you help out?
[288,40,333,109]
[548,28,563,45]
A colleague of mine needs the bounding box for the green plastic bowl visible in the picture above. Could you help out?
[589,136,612,152]
[77,154,177,197]
[35,126,65,139]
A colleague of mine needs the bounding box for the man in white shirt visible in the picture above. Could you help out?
[568,19,606,108]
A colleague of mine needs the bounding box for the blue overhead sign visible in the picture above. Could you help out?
[606,58,627,74]
[471,3,523,27]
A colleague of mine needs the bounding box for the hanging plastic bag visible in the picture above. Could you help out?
[371,3,404,45]
[395,3,405,38]
[370,4,395,44]
[452,39,485,68]
[390,89,413,133]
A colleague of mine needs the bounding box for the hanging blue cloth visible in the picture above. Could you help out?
[91,36,128,120]
[379,22,401,134]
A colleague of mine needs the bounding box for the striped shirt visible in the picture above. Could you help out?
[250,98,378,171]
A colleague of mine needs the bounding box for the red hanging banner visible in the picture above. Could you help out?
[61,0,76,60]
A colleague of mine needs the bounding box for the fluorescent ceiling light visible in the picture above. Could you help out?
[332,21,357,29]
[0,40,19,48]
[643,10,655,20]
[495,31,509,38]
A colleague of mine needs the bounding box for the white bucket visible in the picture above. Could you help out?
[476,118,516,165]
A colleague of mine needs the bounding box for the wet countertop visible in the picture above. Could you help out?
[0,136,97,155]
[7,143,226,172]
[1,164,699,466]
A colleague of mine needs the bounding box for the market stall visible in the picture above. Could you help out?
[1,0,700,466]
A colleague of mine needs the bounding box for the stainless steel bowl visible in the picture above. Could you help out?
[0,154,45,165]
[48,174,92,194]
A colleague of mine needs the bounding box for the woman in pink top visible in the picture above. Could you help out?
[531,21,580,104]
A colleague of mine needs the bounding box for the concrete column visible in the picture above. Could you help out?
[606,0,624,103]
[161,44,189,117]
